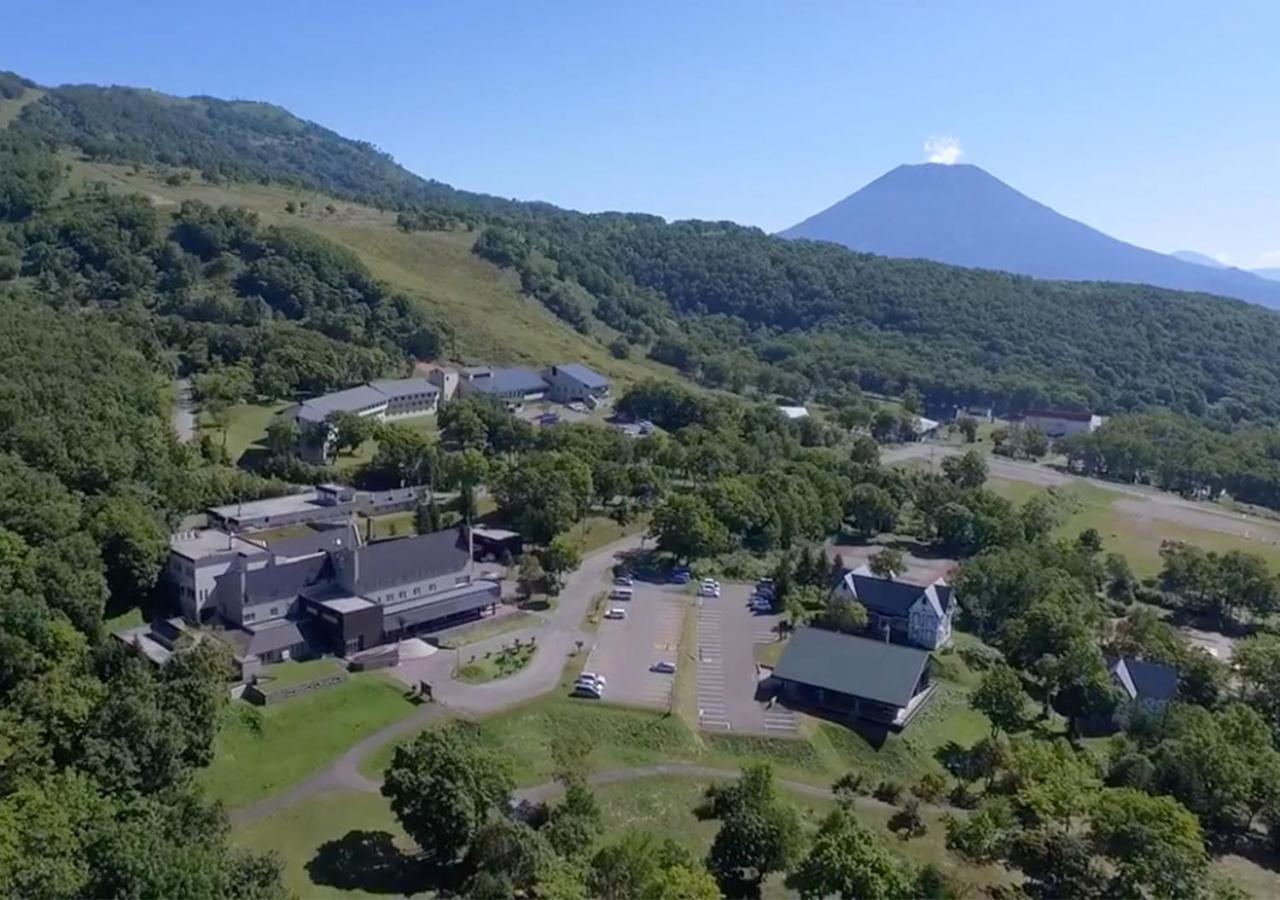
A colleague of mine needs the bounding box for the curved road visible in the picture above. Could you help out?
[230,533,645,826]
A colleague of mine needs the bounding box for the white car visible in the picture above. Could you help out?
[579,672,608,687]
[697,585,721,598]
[572,683,603,699]
[651,660,677,674]
[605,608,628,620]
[701,578,721,589]
[613,574,635,586]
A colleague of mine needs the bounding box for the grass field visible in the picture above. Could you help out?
[197,401,289,464]
[988,478,1280,576]
[66,159,679,388]
[201,673,415,810]
[232,773,1013,899]
[253,658,343,689]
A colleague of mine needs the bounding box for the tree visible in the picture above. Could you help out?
[1077,527,1104,555]
[1235,635,1280,736]
[849,435,879,465]
[544,776,602,858]
[493,452,593,544]
[587,831,662,900]
[705,764,802,889]
[88,494,167,616]
[1090,788,1208,899]
[868,547,904,579]
[326,409,374,456]
[956,416,979,443]
[465,817,553,896]
[1011,829,1108,900]
[824,596,869,634]
[381,725,514,862]
[845,483,898,538]
[447,448,489,526]
[787,807,914,899]
[649,494,730,562]
[415,496,443,534]
[971,664,1029,736]
[941,450,988,489]
[540,537,581,592]
[649,865,721,900]
[516,553,545,601]
[944,799,1015,863]
[263,417,299,457]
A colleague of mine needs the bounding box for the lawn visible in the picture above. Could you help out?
[988,478,1280,576]
[233,774,1013,899]
[201,673,416,810]
[363,510,417,540]
[455,641,536,684]
[198,401,289,464]
[562,513,649,555]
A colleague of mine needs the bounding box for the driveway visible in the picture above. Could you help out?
[388,533,644,715]
[696,584,797,735]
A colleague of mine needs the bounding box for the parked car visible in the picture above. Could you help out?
[567,401,588,413]
[608,587,634,601]
[698,584,721,598]
[613,573,635,586]
[750,598,772,612]
[702,577,721,588]
[605,608,628,620]
[572,683,603,699]
[579,672,607,687]
[651,660,677,674]
[671,572,691,585]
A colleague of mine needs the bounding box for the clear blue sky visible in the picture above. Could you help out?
[5,1,1278,266]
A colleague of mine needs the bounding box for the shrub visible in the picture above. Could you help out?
[873,779,903,805]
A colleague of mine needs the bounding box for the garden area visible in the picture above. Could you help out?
[455,639,537,684]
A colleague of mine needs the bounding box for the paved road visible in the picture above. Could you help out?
[230,534,644,826]
[171,378,196,443]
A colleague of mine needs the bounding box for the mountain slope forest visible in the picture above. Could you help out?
[9,73,1280,429]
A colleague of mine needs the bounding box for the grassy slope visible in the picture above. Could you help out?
[0,88,45,128]
[64,158,676,385]
[200,673,416,810]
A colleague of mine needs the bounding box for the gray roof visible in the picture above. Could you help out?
[774,627,930,708]
[219,619,317,658]
[341,528,470,593]
[369,377,440,399]
[842,570,954,617]
[237,555,334,605]
[1108,656,1178,702]
[469,367,548,396]
[552,363,609,389]
[296,385,388,423]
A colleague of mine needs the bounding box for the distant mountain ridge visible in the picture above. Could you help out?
[781,163,1280,310]
[1171,250,1228,269]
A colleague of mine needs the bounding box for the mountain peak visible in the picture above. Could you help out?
[779,165,1280,309]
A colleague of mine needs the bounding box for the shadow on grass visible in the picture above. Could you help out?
[306,829,458,895]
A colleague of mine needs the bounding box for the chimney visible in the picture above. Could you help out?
[466,523,475,580]
[238,561,247,605]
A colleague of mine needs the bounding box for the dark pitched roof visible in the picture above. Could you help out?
[1108,656,1178,702]
[773,627,930,707]
[842,570,954,617]
[553,363,609,389]
[1024,409,1094,422]
[343,528,470,593]
[239,555,334,604]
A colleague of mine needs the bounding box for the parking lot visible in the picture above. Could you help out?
[696,583,797,735]
[583,583,686,708]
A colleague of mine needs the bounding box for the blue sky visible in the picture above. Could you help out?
[5,1,1278,266]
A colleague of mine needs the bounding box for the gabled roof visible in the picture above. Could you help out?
[338,528,471,593]
[1108,656,1178,703]
[552,363,609,389]
[841,566,954,618]
[469,367,548,396]
[369,377,440,399]
[258,523,358,561]
[774,627,930,707]
[238,554,334,604]
[296,385,388,423]
[1024,409,1094,422]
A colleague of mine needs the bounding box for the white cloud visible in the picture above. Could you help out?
[924,135,963,165]
[1258,249,1280,268]
[1214,252,1233,266]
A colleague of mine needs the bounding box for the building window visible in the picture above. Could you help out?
[399,591,406,599]
[244,612,256,623]
[413,586,420,596]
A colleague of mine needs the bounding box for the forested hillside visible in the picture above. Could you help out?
[10,72,1280,428]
